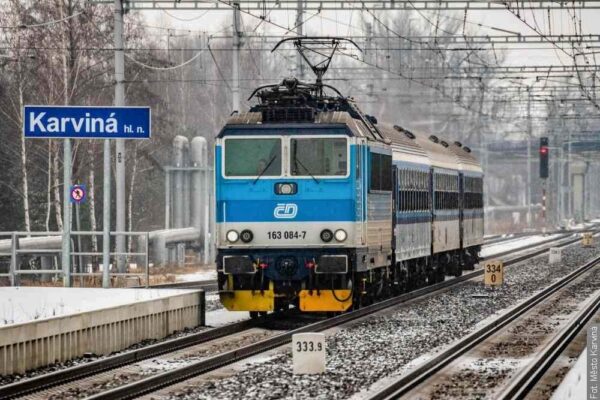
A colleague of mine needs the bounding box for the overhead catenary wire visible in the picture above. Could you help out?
[0,10,85,29]
[124,49,204,70]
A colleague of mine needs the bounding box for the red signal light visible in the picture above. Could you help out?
[540,147,548,155]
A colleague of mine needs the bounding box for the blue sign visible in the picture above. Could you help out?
[70,184,87,204]
[23,106,151,139]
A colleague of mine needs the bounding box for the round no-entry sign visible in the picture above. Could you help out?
[70,184,87,204]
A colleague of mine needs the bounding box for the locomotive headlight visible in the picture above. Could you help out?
[334,229,348,242]
[274,182,297,195]
[320,229,333,243]
[226,230,239,243]
[240,229,253,243]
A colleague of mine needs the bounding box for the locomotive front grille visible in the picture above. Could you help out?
[315,255,348,274]
[262,107,315,123]
[223,256,255,274]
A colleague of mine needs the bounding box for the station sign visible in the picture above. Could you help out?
[484,260,504,286]
[23,106,151,139]
[292,333,326,374]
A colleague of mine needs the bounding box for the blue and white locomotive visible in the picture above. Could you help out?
[215,39,484,316]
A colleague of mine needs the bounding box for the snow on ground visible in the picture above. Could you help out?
[205,309,248,327]
[175,269,217,282]
[480,234,563,257]
[0,287,197,327]
[551,349,586,400]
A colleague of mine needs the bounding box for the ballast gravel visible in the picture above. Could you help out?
[160,243,599,400]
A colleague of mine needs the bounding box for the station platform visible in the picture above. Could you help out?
[0,287,205,375]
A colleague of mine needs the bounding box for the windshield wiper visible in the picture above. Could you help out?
[253,155,277,184]
[295,157,319,184]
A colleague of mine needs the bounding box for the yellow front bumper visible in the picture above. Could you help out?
[219,289,275,312]
[299,289,352,312]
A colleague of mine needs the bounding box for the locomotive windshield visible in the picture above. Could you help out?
[224,138,282,177]
[291,137,347,176]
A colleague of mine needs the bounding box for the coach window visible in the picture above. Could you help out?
[224,138,281,177]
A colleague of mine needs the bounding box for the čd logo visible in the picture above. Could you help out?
[274,203,298,219]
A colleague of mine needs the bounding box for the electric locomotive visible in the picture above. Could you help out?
[215,38,484,316]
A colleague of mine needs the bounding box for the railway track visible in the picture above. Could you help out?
[499,283,600,399]
[0,231,591,399]
[367,247,600,400]
[483,227,588,246]
[146,279,218,291]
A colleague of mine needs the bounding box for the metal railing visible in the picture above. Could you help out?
[0,231,149,287]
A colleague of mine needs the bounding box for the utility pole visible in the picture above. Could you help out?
[115,0,126,274]
[567,129,572,219]
[295,0,304,79]
[62,141,72,287]
[232,2,241,113]
[526,88,532,226]
[61,1,72,288]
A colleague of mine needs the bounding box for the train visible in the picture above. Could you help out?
[215,39,484,316]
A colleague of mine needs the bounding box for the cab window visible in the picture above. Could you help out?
[291,137,347,176]
[224,138,281,177]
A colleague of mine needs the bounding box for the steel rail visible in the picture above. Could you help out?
[83,234,588,400]
[499,290,600,399]
[366,253,600,399]
[0,318,259,399]
[0,231,588,399]
[146,279,218,291]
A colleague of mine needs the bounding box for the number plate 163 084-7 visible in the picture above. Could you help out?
[267,231,307,240]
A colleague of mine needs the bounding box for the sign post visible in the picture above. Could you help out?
[70,184,87,274]
[484,260,504,287]
[24,105,150,288]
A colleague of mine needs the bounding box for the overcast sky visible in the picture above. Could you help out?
[141,6,600,67]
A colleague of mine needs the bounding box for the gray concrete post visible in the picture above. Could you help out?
[102,139,111,288]
[232,2,241,113]
[10,232,17,286]
[62,139,72,287]
[115,0,127,274]
[190,137,207,245]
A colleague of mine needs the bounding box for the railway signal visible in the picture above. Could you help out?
[539,137,549,227]
[539,137,549,179]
